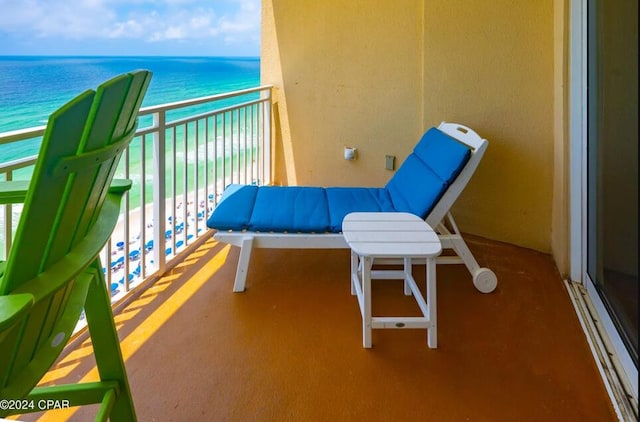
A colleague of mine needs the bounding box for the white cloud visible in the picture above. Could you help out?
[0,0,260,45]
[0,0,115,39]
[109,19,145,39]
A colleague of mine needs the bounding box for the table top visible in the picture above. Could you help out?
[342,212,441,258]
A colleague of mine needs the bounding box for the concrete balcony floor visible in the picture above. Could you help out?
[26,235,616,421]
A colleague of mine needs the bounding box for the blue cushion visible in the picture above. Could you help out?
[414,127,471,183]
[385,128,471,218]
[207,127,471,233]
[326,187,396,232]
[248,186,330,232]
[206,184,258,231]
[385,154,445,218]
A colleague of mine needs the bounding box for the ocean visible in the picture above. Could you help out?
[0,55,261,160]
[0,56,261,260]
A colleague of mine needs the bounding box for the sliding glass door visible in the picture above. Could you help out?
[586,0,638,367]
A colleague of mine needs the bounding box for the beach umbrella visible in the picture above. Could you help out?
[129,250,140,260]
[117,256,125,263]
[176,240,184,248]
[187,234,194,240]
[111,283,119,291]
[116,241,125,249]
[165,247,172,255]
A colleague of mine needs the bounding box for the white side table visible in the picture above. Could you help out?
[342,212,442,348]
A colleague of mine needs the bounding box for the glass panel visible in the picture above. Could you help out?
[587,0,638,366]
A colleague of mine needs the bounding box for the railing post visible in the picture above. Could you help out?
[123,148,131,290]
[2,172,12,259]
[152,110,167,272]
[263,88,273,186]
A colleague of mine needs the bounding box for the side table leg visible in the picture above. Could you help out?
[403,257,412,296]
[426,257,437,348]
[350,251,358,295]
[363,256,373,348]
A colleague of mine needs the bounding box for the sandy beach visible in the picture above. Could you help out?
[104,184,225,291]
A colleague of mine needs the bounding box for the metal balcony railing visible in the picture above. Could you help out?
[0,85,272,306]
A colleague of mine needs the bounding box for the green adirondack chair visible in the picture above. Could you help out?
[0,69,152,421]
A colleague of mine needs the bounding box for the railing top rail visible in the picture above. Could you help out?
[137,84,273,116]
[1,85,272,146]
[0,155,37,173]
[165,96,271,129]
[0,125,47,146]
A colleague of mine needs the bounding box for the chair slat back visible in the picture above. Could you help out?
[0,71,151,418]
[0,71,151,295]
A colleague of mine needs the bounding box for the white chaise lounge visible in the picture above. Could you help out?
[207,122,497,294]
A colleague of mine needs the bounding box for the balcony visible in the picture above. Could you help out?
[0,87,622,421]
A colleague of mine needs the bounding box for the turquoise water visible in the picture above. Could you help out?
[0,56,261,161]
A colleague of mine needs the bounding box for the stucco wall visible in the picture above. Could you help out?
[421,1,554,252]
[262,0,555,253]
[262,0,424,188]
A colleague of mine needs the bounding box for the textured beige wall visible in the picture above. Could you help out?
[421,1,555,252]
[262,0,556,253]
[262,0,424,188]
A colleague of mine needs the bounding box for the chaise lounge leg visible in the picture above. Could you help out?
[233,237,254,292]
[449,215,497,294]
[439,213,498,294]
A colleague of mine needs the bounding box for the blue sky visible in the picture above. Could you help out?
[0,0,260,56]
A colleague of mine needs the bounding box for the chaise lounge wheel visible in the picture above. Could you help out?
[472,268,497,293]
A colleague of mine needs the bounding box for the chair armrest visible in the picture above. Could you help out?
[109,178,133,195]
[0,180,31,205]
[0,293,34,330]
[0,179,129,205]
[10,188,127,301]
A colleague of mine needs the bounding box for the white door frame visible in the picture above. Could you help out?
[568,0,638,402]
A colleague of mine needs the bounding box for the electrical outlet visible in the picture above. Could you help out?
[385,155,395,170]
